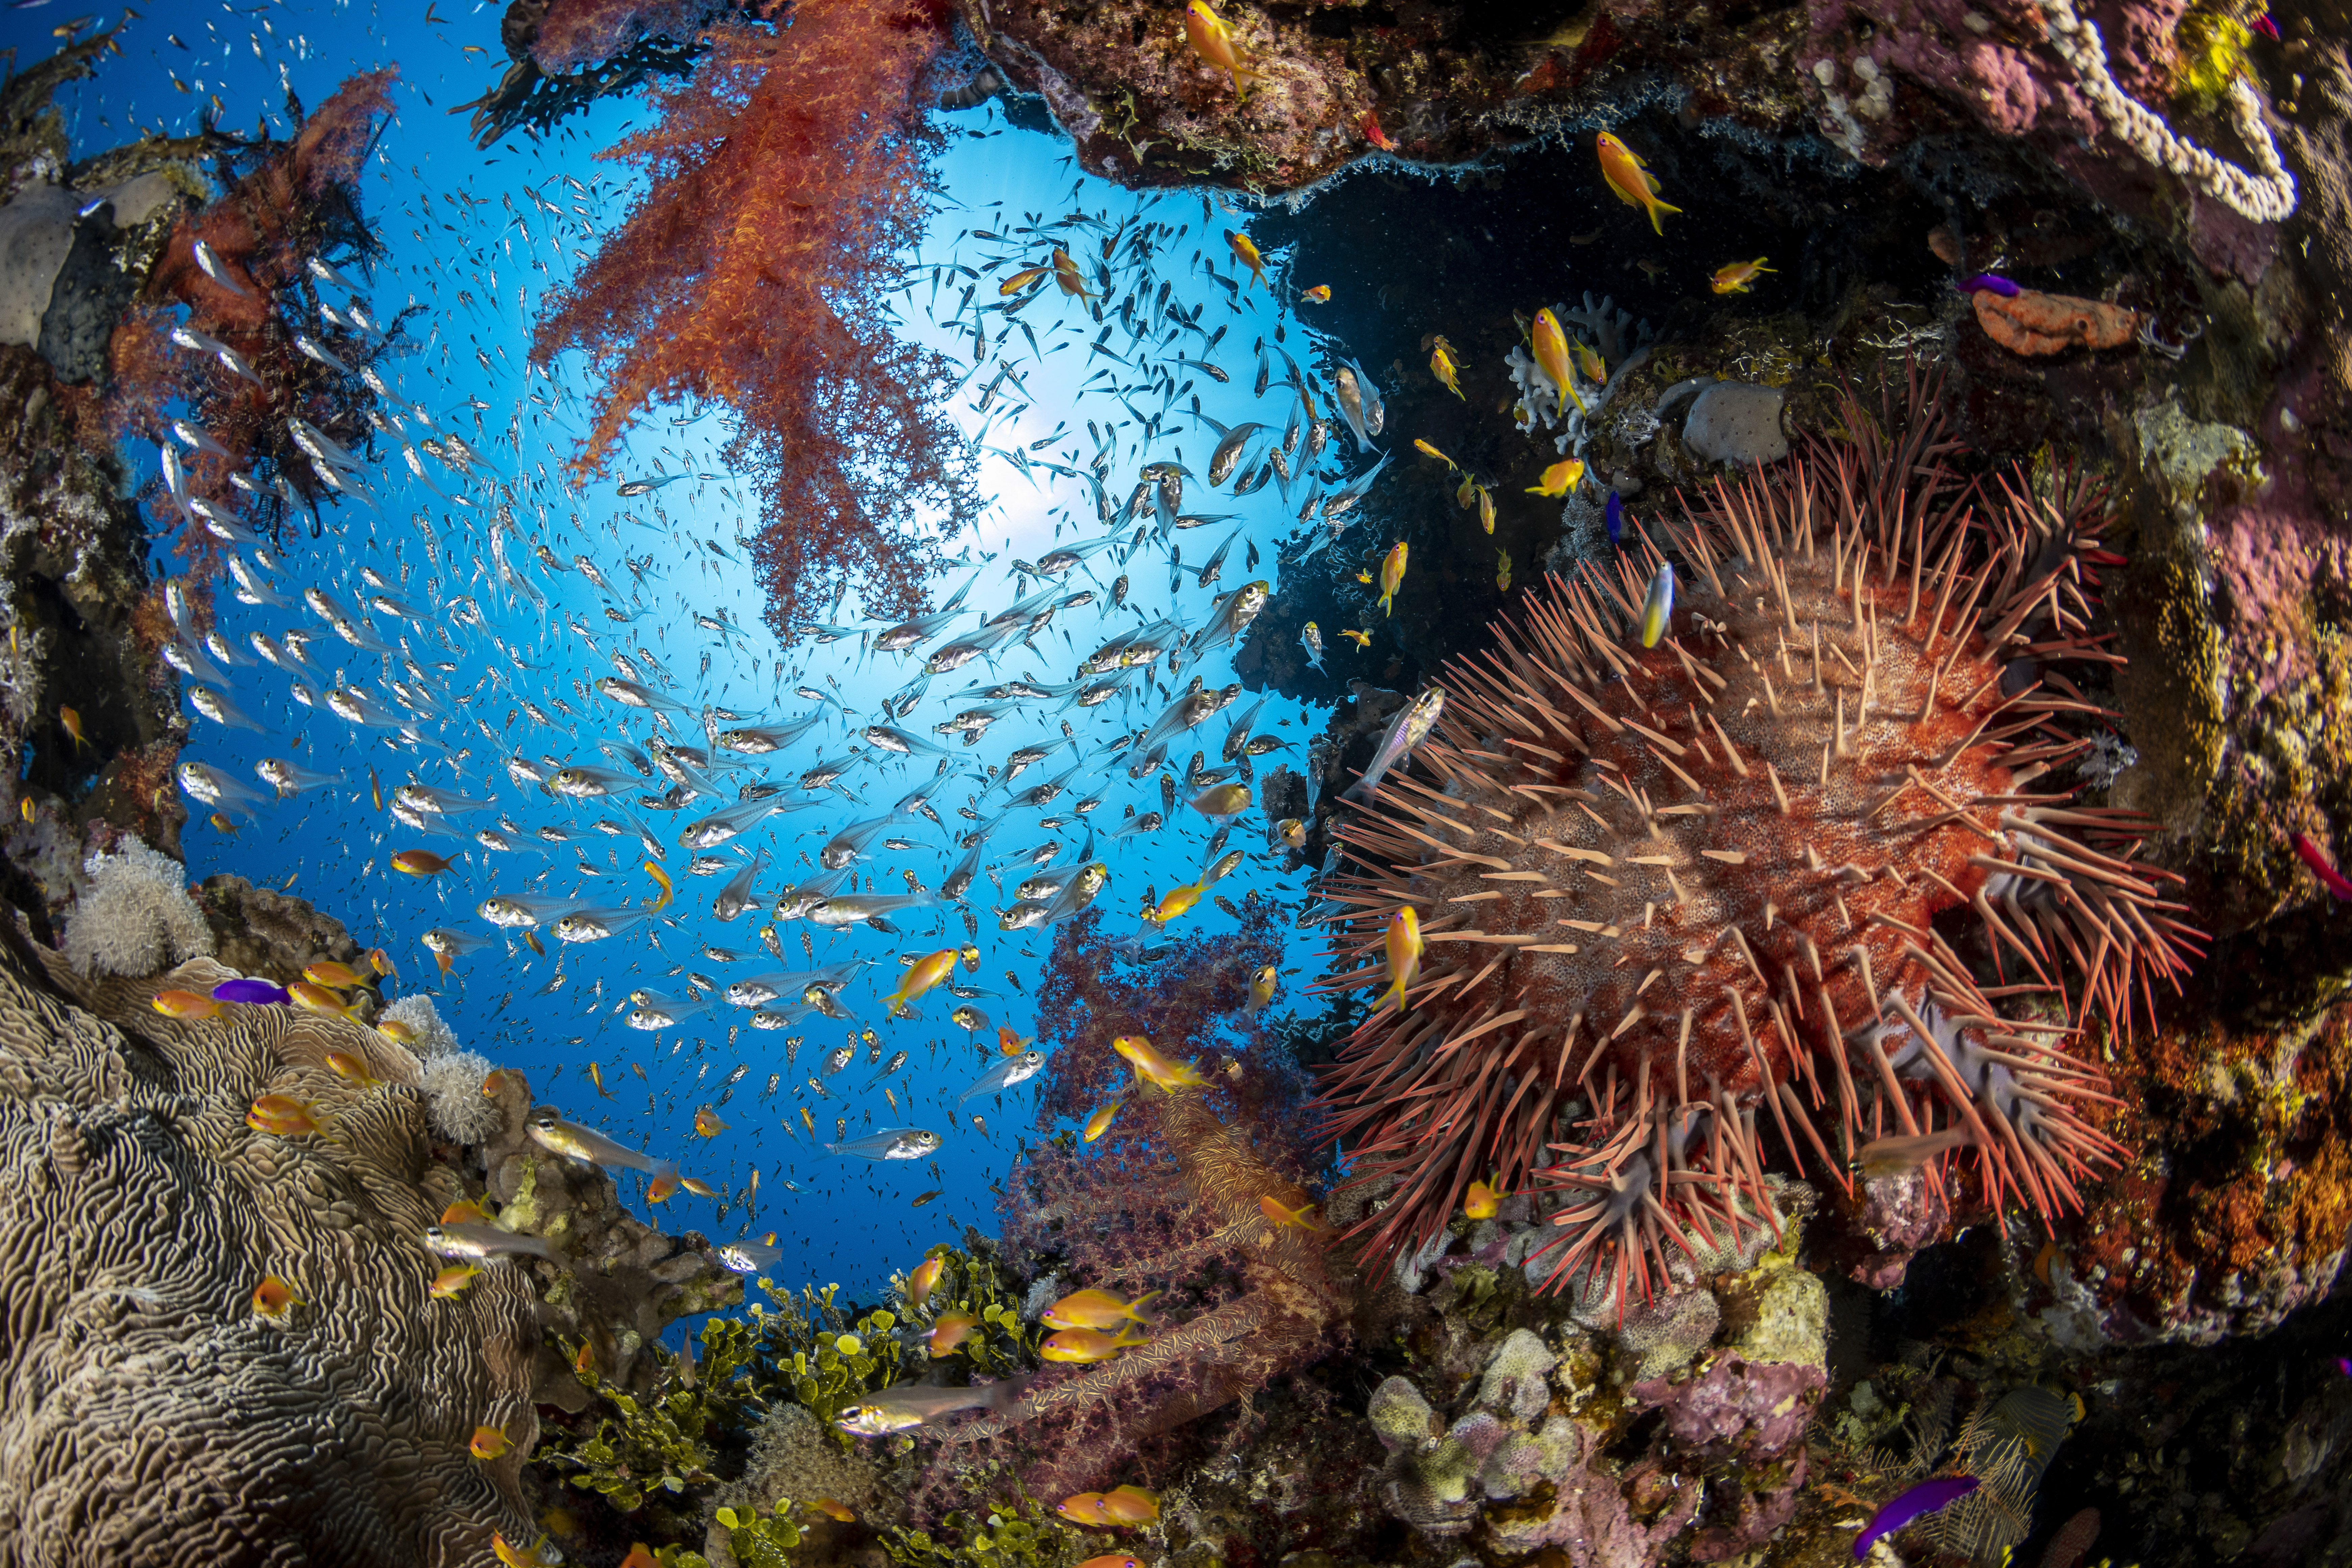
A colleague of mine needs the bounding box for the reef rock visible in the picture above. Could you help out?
[1972,286,2140,356]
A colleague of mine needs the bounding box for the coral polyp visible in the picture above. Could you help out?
[1318,378,2201,1310]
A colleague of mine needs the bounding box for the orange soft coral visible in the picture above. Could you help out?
[529,1,980,640]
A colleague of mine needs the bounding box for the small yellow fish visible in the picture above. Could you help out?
[470,1424,513,1461]
[1464,1178,1501,1219]
[323,1050,380,1088]
[59,705,86,753]
[375,1018,419,1046]
[246,1092,333,1139]
[644,858,673,912]
[367,764,383,812]
[927,1312,978,1357]
[1475,485,1496,536]
[1051,245,1094,299]
[1044,1287,1160,1330]
[1413,438,1456,469]
[1596,130,1682,234]
[1226,229,1268,290]
[491,1533,559,1568]
[885,947,961,1017]
[1496,548,1514,593]
[151,988,224,1022]
[1299,284,1331,302]
[1339,628,1371,650]
[679,1176,718,1198]
[798,1106,816,1140]
[803,1498,856,1523]
[441,1197,494,1225]
[1059,1492,1113,1527]
[1082,1099,1123,1141]
[588,1060,612,1098]
[1100,1485,1160,1525]
[1189,782,1252,819]
[251,1274,303,1321]
[17,798,30,825]
[304,960,365,989]
[1184,0,1262,96]
[1428,334,1464,398]
[363,947,396,977]
[1147,881,1206,926]
[997,1025,1032,1057]
[1640,563,1675,648]
[1529,308,1586,417]
[1526,458,1585,498]
[1455,470,1477,510]
[1377,541,1408,616]
[645,1167,680,1203]
[390,848,454,877]
[1378,905,1422,1015]
[522,928,546,957]
[618,1548,658,1568]
[1711,255,1775,294]
[431,1263,482,1299]
[210,811,239,835]
[1573,339,1607,382]
[1041,1324,1149,1363]
[999,264,1049,295]
[694,1107,728,1137]
[1112,1034,1209,1093]
[1259,1194,1321,1232]
[288,981,357,1021]
[906,1253,945,1309]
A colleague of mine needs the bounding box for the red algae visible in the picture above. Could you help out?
[1317,370,2201,1316]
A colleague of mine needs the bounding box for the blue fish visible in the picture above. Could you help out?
[1958,273,2021,297]
[1606,490,1623,545]
[1853,1476,1978,1560]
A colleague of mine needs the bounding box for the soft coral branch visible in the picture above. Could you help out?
[530,0,978,639]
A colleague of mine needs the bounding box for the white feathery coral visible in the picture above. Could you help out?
[418,1049,501,1145]
[379,993,459,1058]
[61,835,215,977]
[2040,0,2296,223]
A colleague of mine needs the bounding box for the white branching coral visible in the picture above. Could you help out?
[2040,0,2296,222]
[379,993,459,1058]
[418,1048,501,1144]
[61,835,214,977]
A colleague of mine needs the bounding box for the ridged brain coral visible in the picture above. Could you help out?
[1319,376,2200,1313]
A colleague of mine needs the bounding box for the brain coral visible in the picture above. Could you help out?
[1319,373,2200,1314]
[0,924,545,1563]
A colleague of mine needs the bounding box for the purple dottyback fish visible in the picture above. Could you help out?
[1606,490,1623,545]
[212,977,290,1006]
[1854,1475,1979,1559]
[1958,273,2022,297]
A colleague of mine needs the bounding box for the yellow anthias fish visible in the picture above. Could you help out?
[363,947,396,977]
[803,1498,857,1523]
[885,947,961,1017]
[491,1533,561,1568]
[1051,245,1095,298]
[679,1176,718,1198]
[1041,1324,1149,1363]
[645,1167,681,1203]
[324,1050,380,1088]
[1339,628,1371,649]
[1464,1178,1502,1219]
[431,1263,482,1299]
[1413,438,1456,469]
[288,981,358,1021]
[906,1253,945,1309]
[59,704,86,752]
[210,812,239,835]
[1111,1033,1210,1093]
[1044,1287,1161,1330]
[442,1198,494,1225]
[1454,470,1477,509]
[1641,563,1675,648]
[251,1274,303,1321]
[1299,284,1331,303]
[1082,1098,1123,1141]
[1475,485,1496,536]
[1496,549,1513,593]
[588,1060,612,1098]
[1147,880,1207,926]
[1527,458,1585,498]
[1184,0,1263,96]
[1573,338,1607,383]
[1428,334,1464,398]
[1529,309,1587,416]
[1100,1485,1161,1525]
[1258,1194,1321,1232]
[644,858,673,912]
[999,264,1050,295]
[1226,229,1268,290]
[304,959,365,990]
[151,988,224,1022]
[1711,255,1775,294]
[693,1107,728,1137]
[246,1092,335,1140]
[926,1312,978,1357]
[390,848,454,877]
[1596,130,1682,234]
[1058,1492,1113,1526]
[374,1016,420,1046]
[1377,541,1408,615]
[1378,905,1422,1015]
[471,1424,513,1461]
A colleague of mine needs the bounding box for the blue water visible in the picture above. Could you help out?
[7,4,1381,1301]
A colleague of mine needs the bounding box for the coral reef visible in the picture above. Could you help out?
[59,833,212,977]
[528,0,983,639]
[1975,286,2143,356]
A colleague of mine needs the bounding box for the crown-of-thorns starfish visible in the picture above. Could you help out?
[1316,371,2201,1318]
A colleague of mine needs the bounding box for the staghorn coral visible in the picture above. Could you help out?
[528,1,982,641]
[0,932,546,1562]
[60,832,213,977]
[1317,368,2199,1318]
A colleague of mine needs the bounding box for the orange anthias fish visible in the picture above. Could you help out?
[1045,1288,1160,1330]
[1058,1492,1113,1526]
[680,1176,718,1198]
[288,981,357,1021]
[1378,905,1422,1015]
[1226,229,1269,290]
[996,1025,1033,1057]
[470,1424,513,1461]
[618,1547,659,1568]
[247,1093,334,1139]
[1100,1485,1160,1525]
[59,705,87,752]
[1527,458,1585,498]
[1111,1034,1209,1093]
[884,947,960,1018]
[1051,246,1094,298]
[906,1253,946,1309]
[151,988,224,1022]
[1376,540,1407,616]
[323,1050,380,1088]
[1082,1099,1123,1142]
[1184,0,1262,96]
[390,848,454,877]
[490,1533,560,1568]
[304,959,365,989]
[1711,255,1775,294]
[442,1198,494,1225]
[1529,308,1585,417]
[431,1263,482,1299]
[1041,1324,1149,1363]
[999,264,1050,295]
[1596,130,1682,234]
[251,1274,303,1321]
[1146,880,1206,927]
[693,1107,728,1137]
[803,1498,857,1523]
[1076,1557,1142,1568]
[1260,1194,1321,1232]
[926,1311,978,1357]
[1299,284,1331,303]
